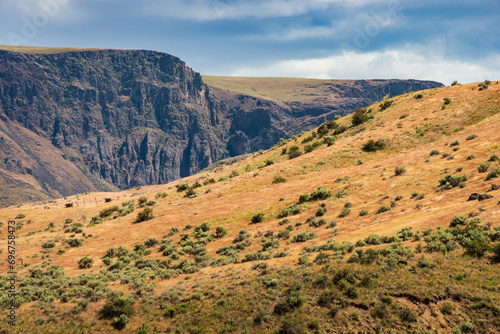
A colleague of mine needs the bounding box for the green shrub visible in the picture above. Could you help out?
[477,162,491,173]
[42,241,56,249]
[486,168,500,180]
[394,166,406,176]
[138,196,148,206]
[15,213,26,219]
[291,231,317,243]
[134,207,153,223]
[430,150,440,156]
[78,256,94,269]
[414,93,424,99]
[66,238,83,247]
[359,209,368,216]
[379,100,393,111]
[272,175,287,184]
[99,206,119,218]
[339,207,350,218]
[376,206,390,214]
[443,97,451,105]
[489,154,500,162]
[215,226,228,238]
[100,296,135,319]
[492,243,500,259]
[278,204,302,218]
[362,139,387,152]
[310,187,332,201]
[352,107,373,126]
[251,212,265,224]
[288,146,302,159]
[399,306,417,322]
[478,80,491,91]
[316,207,327,217]
[299,193,310,203]
[176,184,189,192]
[144,238,159,248]
[323,136,336,146]
[113,314,130,330]
[441,302,453,315]
[273,294,306,314]
[438,174,468,190]
[463,239,491,257]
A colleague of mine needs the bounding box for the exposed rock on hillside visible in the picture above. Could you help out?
[0,48,442,206]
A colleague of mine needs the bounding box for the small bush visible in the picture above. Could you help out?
[362,139,387,152]
[443,97,451,105]
[477,162,490,173]
[359,209,368,216]
[394,166,406,176]
[276,206,300,220]
[379,100,393,111]
[478,80,491,91]
[215,226,228,238]
[430,150,440,156]
[66,238,83,247]
[291,231,317,243]
[466,134,478,141]
[15,213,26,219]
[272,176,287,184]
[441,302,453,315]
[438,174,468,190]
[316,207,327,217]
[134,207,153,223]
[414,93,423,99]
[352,107,373,126]
[78,256,94,269]
[251,213,265,224]
[113,314,130,330]
[489,154,500,162]
[100,296,135,320]
[299,193,310,203]
[338,207,351,218]
[323,136,336,146]
[486,168,500,181]
[42,241,56,249]
[310,187,332,201]
[288,146,302,159]
[376,206,390,214]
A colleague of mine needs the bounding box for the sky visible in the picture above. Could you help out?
[0,0,499,85]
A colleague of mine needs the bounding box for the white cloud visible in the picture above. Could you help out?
[139,0,395,21]
[5,0,90,25]
[229,48,500,85]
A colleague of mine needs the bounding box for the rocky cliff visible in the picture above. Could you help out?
[0,48,442,206]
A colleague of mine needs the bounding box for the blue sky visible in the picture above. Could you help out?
[1,0,499,84]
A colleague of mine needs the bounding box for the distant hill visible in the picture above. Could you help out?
[0,46,442,207]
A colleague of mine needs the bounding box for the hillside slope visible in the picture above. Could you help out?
[0,81,499,333]
[0,46,441,207]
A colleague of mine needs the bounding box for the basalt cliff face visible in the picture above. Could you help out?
[0,48,442,206]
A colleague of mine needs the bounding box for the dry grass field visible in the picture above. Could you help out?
[0,81,499,333]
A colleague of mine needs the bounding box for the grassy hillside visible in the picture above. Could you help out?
[202,76,357,103]
[0,45,102,54]
[0,81,499,333]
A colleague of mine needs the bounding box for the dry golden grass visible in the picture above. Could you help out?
[0,81,499,333]
[1,81,499,279]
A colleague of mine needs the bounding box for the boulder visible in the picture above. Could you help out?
[478,193,494,201]
[468,193,479,201]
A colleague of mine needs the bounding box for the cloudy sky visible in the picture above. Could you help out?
[0,0,499,84]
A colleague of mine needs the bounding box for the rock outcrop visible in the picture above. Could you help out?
[0,48,442,206]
